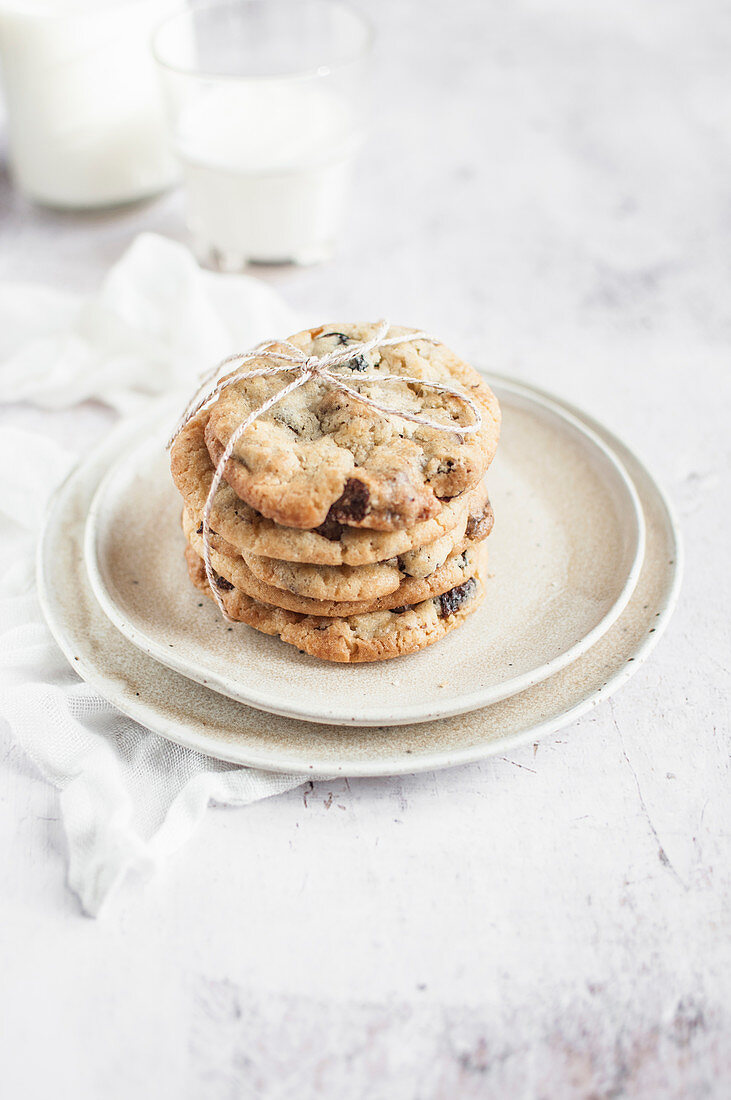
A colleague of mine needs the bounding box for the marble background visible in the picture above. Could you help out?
[0,1,729,1096]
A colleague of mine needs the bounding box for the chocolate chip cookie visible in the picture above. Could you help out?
[204,322,501,530]
[183,507,487,617]
[242,492,493,602]
[185,543,486,663]
[171,410,486,566]
[171,319,500,663]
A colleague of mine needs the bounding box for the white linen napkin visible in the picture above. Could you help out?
[0,232,298,412]
[0,234,313,916]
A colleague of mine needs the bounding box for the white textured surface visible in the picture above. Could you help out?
[0,1,729,1097]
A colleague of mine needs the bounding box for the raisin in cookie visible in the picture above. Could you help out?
[185,544,486,663]
[184,508,487,617]
[171,410,484,566]
[205,322,501,531]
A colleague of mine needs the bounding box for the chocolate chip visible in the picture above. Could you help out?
[314,515,344,541]
[330,479,371,523]
[391,606,408,615]
[196,522,203,535]
[319,331,368,368]
[214,575,234,591]
[435,577,477,619]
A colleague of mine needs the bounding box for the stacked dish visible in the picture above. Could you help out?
[37,324,682,776]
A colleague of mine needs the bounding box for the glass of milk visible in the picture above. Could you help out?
[152,0,373,267]
[0,0,177,209]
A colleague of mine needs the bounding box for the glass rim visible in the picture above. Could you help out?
[152,0,374,83]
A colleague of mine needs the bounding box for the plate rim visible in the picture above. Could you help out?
[36,378,682,776]
[80,378,647,726]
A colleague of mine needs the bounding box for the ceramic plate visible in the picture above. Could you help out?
[83,381,645,726]
[36,378,681,776]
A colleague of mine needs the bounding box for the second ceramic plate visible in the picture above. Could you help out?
[84,380,644,725]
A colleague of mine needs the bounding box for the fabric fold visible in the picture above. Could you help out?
[0,234,311,916]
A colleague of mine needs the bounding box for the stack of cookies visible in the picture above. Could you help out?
[170,322,501,663]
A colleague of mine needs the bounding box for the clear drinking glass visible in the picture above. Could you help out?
[152,0,373,268]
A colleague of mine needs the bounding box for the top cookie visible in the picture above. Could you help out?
[205,322,501,531]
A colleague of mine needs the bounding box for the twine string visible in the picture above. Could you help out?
[169,323,484,619]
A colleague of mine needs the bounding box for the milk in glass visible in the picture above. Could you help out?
[0,0,176,208]
[174,82,361,266]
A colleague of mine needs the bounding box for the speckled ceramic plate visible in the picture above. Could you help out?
[36,377,681,776]
[81,381,645,726]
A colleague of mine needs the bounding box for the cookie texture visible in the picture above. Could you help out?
[184,508,487,617]
[171,410,483,566]
[171,319,499,662]
[205,322,501,530]
[243,489,493,601]
[185,544,486,663]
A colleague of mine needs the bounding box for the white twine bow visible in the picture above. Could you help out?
[168,320,483,620]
